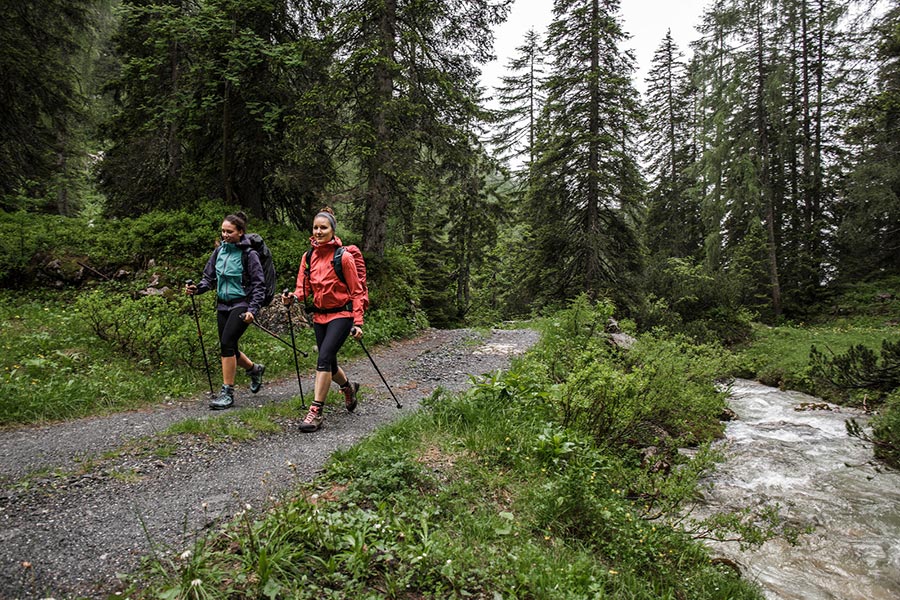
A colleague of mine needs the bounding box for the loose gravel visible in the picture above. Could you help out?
[0,327,539,600]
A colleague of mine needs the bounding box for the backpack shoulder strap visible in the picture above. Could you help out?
[304,248,314,276]
[333,246,346,285]
[239,245,254,286]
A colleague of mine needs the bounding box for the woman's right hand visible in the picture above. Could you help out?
[281,291,295,306]
[185,283,198,295]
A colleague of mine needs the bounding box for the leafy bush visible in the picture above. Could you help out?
[531,294,617,382]
[0,292,199,423]
[731,323,900,398]
[809,339,900,403]
[806,275,900,326]
[637,257,754,345]
[0,203,309,289]
[530,295,730,451]
[74,290,201,369]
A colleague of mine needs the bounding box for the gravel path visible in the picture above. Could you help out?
[0,327,539,600]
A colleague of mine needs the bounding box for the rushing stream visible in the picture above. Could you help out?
[698,379,900,600]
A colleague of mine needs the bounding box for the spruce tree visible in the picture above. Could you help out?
[525,0,642,308]
[0,0,99,209]
[836,3,900,279]
[642,30,702,261]
[99,0,337,221]
[490,28,545,175]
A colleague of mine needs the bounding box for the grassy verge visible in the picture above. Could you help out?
[126,297,784,599]
[731,322,900,400]
[0,289,417,427]
[0,290,312,425]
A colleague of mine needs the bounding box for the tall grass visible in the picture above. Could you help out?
[731,322,900,400]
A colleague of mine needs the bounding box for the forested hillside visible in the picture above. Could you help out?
[1,0,897,329]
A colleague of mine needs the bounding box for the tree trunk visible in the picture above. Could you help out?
[756,4,782,319]
[585,0,601,295]
[222,80,233,204]
[56,141,70,216]
[362,0,397,259]
[168,39,181,181]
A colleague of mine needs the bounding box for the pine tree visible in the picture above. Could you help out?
[642,30,702,261]
[0,0,99,209]
[835,3,900,279]
[99,0,337,221]
[687,0,853,320]
[490,28,545,175]
[525,0,642,308]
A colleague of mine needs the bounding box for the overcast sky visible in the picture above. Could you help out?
[480,0,711,96]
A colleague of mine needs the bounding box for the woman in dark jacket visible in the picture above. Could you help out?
[185,212,266,409]
[283,207,364,432]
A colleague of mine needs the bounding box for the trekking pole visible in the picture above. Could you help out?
[248,319,308,358]
[355,333,402,409]
[185,279,215,397]
[283,289,306,408]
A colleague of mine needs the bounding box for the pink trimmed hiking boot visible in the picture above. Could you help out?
[300,402,324,432]
[341,381,359,413]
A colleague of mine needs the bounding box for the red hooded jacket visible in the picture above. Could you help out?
[291,236,365,326]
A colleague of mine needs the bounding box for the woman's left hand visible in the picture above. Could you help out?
[242,312,255,324]
[350,326,363,340]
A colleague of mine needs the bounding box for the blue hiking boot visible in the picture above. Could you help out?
[210,385,234,410]
[248,363,265,394]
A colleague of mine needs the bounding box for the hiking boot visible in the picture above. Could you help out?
[341,381,359,413]
[299,403,324,432]
[248,363,265,394]
[210,385,234,410]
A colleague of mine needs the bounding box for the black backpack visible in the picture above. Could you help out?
[219,233,275,307]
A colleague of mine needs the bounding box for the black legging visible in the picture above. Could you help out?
[314,317,353,374]
[217,307,250,358]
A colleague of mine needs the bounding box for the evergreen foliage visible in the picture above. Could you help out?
[490,28,545,172]
[99,0,338,222]
[810,339,900,397]
[0,0,898,335]
[0,0,102,210]
[522,0,643,313]
[836,4,900,281]
[334,0,512,258]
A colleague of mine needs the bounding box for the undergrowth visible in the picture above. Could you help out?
[127,296,784,599]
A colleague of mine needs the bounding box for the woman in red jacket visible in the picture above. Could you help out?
[283,207,364,432]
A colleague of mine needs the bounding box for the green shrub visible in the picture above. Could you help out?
[0,292,198,423]
[74,290,201,369]
[809,339,900,404]
[869,389,900,468]
[733,323,900,400]
[638,257,754,345]
[532,294,617,382]
[0,203,309,289]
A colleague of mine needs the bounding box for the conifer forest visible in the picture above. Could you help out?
[1,0,898,327]
[2,3,900,598]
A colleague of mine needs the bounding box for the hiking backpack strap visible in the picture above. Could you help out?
[332,246,347,285]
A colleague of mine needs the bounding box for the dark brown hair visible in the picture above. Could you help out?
[224,211,248,233]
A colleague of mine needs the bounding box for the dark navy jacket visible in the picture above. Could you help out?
[195,235,266,317]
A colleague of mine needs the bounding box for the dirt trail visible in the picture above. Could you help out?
[0,327,539,600]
